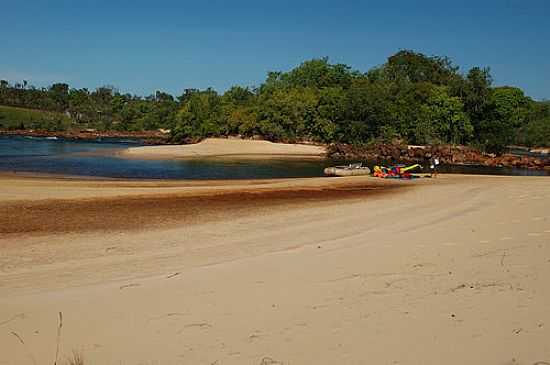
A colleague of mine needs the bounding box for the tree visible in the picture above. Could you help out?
[385,50,460,85]
[222,86,254,106]
[256,87,319,141]
[341,78,393,143]
[388,81,435,141]
[280,58,356,89]
[226,106,258,136]
[260,58,358,92]
[49,83,70,111]
[68,88,92,123]
[0,51,545,150]
[416,87,472,144]
[478,87,532,152]
[461,67,493,138]
[172,89,222,141]
[519,118,550,147]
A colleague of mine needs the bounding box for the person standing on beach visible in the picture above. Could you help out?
[430,155,440,177]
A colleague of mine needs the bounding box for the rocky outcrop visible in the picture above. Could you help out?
[327,143,549,170]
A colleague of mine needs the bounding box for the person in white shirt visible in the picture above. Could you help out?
[430,156,440,177]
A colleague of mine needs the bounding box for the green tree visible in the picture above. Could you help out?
[388,81,434,142]
[49,83,70,112]
[0,51,545,150]
[478,87,532,152]
[219,86,256,135]
[519,118,550,147]
[460,67,493,139]
[385,50,460,85]
[280,57,356,89]
[258,58,358,94]
[256,87,320,141]
[416,87,472,144]
[172,89,222,141]
[341,78,393,143]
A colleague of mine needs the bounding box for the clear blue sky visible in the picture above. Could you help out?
[1,0,549,99]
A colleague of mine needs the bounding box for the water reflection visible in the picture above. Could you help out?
[0,136,548,179]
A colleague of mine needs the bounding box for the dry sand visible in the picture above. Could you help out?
[1,174,550,364]
[121,138,326,159]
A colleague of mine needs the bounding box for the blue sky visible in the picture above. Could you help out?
[1,0,549,99]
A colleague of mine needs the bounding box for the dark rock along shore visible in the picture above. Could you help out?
[0,129,171,145]
[327,143,549,170]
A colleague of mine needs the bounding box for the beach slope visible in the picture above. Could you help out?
[0,175,549,365]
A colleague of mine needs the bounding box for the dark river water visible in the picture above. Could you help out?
[0,136,548,179]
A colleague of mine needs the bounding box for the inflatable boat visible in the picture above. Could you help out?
[324,163,371,176]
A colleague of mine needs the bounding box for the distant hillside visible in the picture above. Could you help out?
[0,105,73,131]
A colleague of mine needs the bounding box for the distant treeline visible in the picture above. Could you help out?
[1,50,549,152]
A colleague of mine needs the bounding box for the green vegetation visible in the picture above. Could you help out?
[0,105,72,131]
[1,50,549,152]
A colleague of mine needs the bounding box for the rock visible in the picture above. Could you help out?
[323,142,549,170]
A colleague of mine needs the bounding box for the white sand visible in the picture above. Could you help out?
[121,138,326,159]
[1,175,550,364]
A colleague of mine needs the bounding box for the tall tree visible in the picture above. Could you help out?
[385,50,460,85]
[478,87,532,152]
[416,86,472,145]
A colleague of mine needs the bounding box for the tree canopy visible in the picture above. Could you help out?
[1,50,548,152]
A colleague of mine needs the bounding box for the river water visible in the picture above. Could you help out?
[0,135,548,179]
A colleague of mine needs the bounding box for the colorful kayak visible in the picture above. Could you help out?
[373,164,421,179]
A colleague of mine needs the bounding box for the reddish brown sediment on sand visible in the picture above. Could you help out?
[0,181,402,236]
[2,174,550,365]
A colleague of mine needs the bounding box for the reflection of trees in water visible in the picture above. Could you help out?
[1,137,548,179]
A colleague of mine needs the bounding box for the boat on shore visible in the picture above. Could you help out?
[324,163,371,176]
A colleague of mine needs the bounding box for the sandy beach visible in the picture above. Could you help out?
[121,138,327,159]
[1,174,550,364]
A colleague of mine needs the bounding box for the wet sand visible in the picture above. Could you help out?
[1,174,550,364]
[0,176,402,236]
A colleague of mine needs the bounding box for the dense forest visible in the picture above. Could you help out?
[1,50,549,152]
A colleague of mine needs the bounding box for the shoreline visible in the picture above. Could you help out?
[3,131,548,171]
[0,128,170,144]
[329,143,549,170]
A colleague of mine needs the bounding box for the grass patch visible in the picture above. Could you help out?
[0,105,73,131]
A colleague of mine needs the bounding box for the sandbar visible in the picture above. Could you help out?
[120,137,327,159]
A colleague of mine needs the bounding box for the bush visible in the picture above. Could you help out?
[519,118,550,147]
